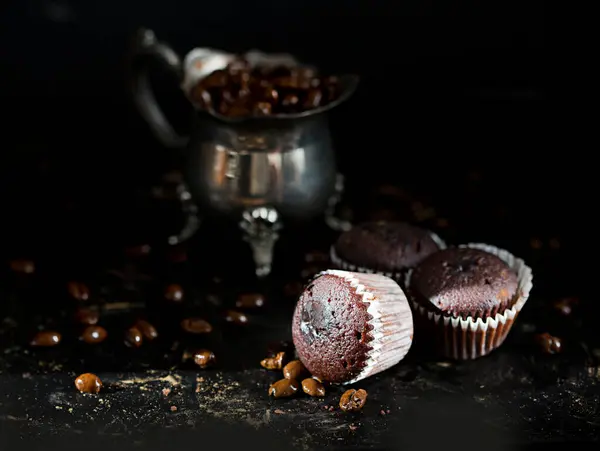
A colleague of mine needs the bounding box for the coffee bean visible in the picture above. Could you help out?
[553,297,579,316]
[201,70,229,89]
[166,245,188,263]
[74,308,99,325]
[74,373,102,394]
[304,89,323,109]
[125,244,151,258]
[30,331,61,347]
[193,88,213,109]
[181,318,212,334]
[124,327,143,347]
[10,259,35,274]
[224,310,248,324]
[135,319,158,340]
[80,326,108,344]
[281,94,299,108]
[261,351,286,370]
[339,388,368,412]
[283,360,306,380]
[67,281,90,301]
[191,58,344,119]
[193,349,216,368]
[301,378,325,397]
[165,284,184,302]
[235,293,265,309]
[253,101,272,116]
[268,378,299,398]
[535,333,562,354]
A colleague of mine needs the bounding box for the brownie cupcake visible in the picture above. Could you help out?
[292,270,413,384]
[407,243,533,360]
[330,221,445,281]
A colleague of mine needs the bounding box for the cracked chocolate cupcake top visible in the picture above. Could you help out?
[333,221,442,274]
[292,274,373,383]
[409,247,519,319]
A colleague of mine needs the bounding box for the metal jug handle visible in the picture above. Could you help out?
[128,28,189,149]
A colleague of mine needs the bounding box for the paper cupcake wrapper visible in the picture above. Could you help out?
[319,270,414,384]
[329,231,446,283]
[405,243,534,360]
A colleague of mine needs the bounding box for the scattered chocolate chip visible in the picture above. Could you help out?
[301,378,325,397]
[268,378,299,398]
[235,293,265,309]
[74,373,102,394]
[124,327,143,347]
[180,318,212,334]
[193,349,216,368]
[224,310,248,324]
[30,331,61,347]
[339,388,368,412]
[67,281,90,301]
[9,259,35,274]
[80,326,108,344]
[74,308,99,325]
[261,351,286,370]
[165,284,184,302]
[552,297,579,316]
[134,319,158,340]
[283,360,307,380]
[535,333,562,354]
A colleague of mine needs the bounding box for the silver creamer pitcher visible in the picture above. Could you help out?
[129,28,358,277]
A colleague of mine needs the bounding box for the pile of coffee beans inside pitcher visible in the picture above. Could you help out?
[189,58,341,118]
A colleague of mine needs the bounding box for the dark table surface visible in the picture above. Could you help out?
[2,7,597,449]
[1,138,598,451]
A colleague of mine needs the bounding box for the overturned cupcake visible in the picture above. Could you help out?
[330,221,445,281]
[292,270,413,384]
[406,244,533,360]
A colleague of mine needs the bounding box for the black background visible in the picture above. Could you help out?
[3,3,600,451]
[0,0,566,288]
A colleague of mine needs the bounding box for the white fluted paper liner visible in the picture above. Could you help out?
[318,270,414,384]
[329,231,446,282]
[405,243,534,360]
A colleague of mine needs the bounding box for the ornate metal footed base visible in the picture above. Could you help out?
[164,174,348,277]
[325,173,353,232]
[239,207,282,278]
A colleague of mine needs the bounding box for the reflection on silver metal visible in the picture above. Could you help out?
[128,27,357,277]
[168,183,201,246]
[239,207,282,278]
[324,174,353,232]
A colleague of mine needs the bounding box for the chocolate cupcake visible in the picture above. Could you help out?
[330,221,445,281]
[407,243,533,360]
[292,270,413,384]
